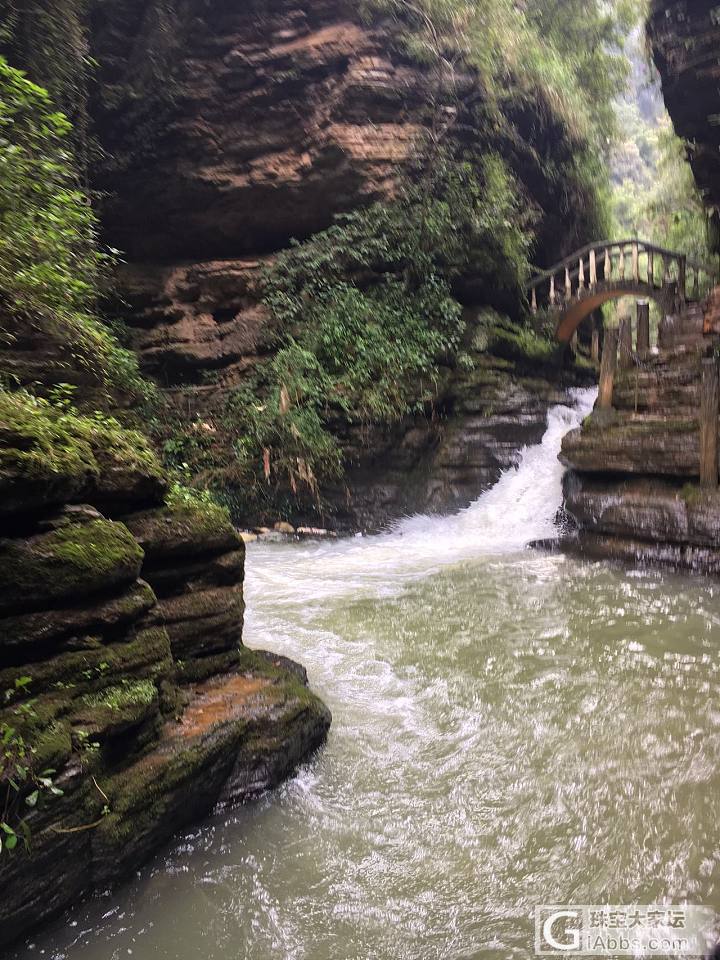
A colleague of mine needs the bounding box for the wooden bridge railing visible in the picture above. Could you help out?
[528,238,718,313]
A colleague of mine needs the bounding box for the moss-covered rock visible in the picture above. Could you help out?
[87,660,331,880]
[0,625,172,698]
[564,474,720,550]
[123,500,242,565]
[0,518,144,615]
[561,416,699,477]
[0,389,166,517]
[156,587,244,661]
[72,679,160,740]
[146,547,245,598]
[175,650,242,685]
[32,720,74,773]
[0,580,156,659]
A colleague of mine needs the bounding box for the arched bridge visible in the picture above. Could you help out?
[528,239,718,342]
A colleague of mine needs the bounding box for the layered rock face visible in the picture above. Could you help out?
[321,316,591,529]
[93,0,582,369]
[558,303,720,571]
[555,3,720,571]
[87,0,596,528]
[649,0,720,221]
[0,396,330,948]
[90,0,434,263]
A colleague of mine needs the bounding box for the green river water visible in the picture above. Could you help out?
[15,389,720,960]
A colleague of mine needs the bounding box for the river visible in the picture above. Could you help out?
[16,388,720,960]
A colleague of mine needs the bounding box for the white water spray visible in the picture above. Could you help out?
[245,387,596,606]
[26,383,720,960]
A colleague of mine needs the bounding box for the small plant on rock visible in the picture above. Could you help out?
[0,678,63,855]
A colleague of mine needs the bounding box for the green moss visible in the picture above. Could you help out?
[680,483,702,507]
[0,389,95,485]
[164,484,236,542]
[616,418,696,436]
[0,388,163,499]
[0,518,144,611]
[51,519,142,573]
[0,626,172,697]
[581,412,695,437]
[582,409,621,431]
[175,650,242,685]
[488,324,560,367]
[32,720,73,772]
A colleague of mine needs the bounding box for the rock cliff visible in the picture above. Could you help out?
[648,0,720,224]
[558,304,720,571]
[553,1,720,573]
[0,390,330,947]
[87,0,598,528]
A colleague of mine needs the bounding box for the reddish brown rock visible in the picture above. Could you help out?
[91,0,596,417]
[115,258,274,387]
[91,0,436,262]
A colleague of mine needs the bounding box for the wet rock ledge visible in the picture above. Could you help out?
[0,394,331,949]
[558,318,720,574]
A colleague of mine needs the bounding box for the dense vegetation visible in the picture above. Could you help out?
[0,0,713,526]
[209,0,640,510]
[0,20,167,850]
[221,156,532,501]
[0,54,146,402]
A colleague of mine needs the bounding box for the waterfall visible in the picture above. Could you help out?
[245,387,597,606]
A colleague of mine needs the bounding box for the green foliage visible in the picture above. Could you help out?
[364,0,636,153]
[165,481,233,535]
[224,156,532,499]
[642,127,713,263]
[0,56,148,399]
[359,0,641,248]
[0,387,162,487]
[489,323,559,367]
[0,57,94,314]
[0,0,92,131]
[611,29,713,265]
[525,0,639,148]
[81,679,156,712]
[1,678,63,856]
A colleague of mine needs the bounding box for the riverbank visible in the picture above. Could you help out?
[15,388,720,960]
[559,296,720,574]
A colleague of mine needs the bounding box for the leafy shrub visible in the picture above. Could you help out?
[0,387,161,485]
[1,677,63,855]
[0,56,147,399]
[224,156,532,500]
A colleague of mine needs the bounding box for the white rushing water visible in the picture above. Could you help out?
[21,383,720,960]
[245,387,597,609]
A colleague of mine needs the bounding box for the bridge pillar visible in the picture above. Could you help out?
[618,315,633,369]
[636,301,650,356]
[678,255,687,306]
[591,324,600,365]
[598,327,619,410]
[700,358,719,487]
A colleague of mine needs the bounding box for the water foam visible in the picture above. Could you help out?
[246,387,596,606]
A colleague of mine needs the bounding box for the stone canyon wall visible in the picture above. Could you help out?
[0,383,330,947]
[88,0,597,529]
[551,1,720,573]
